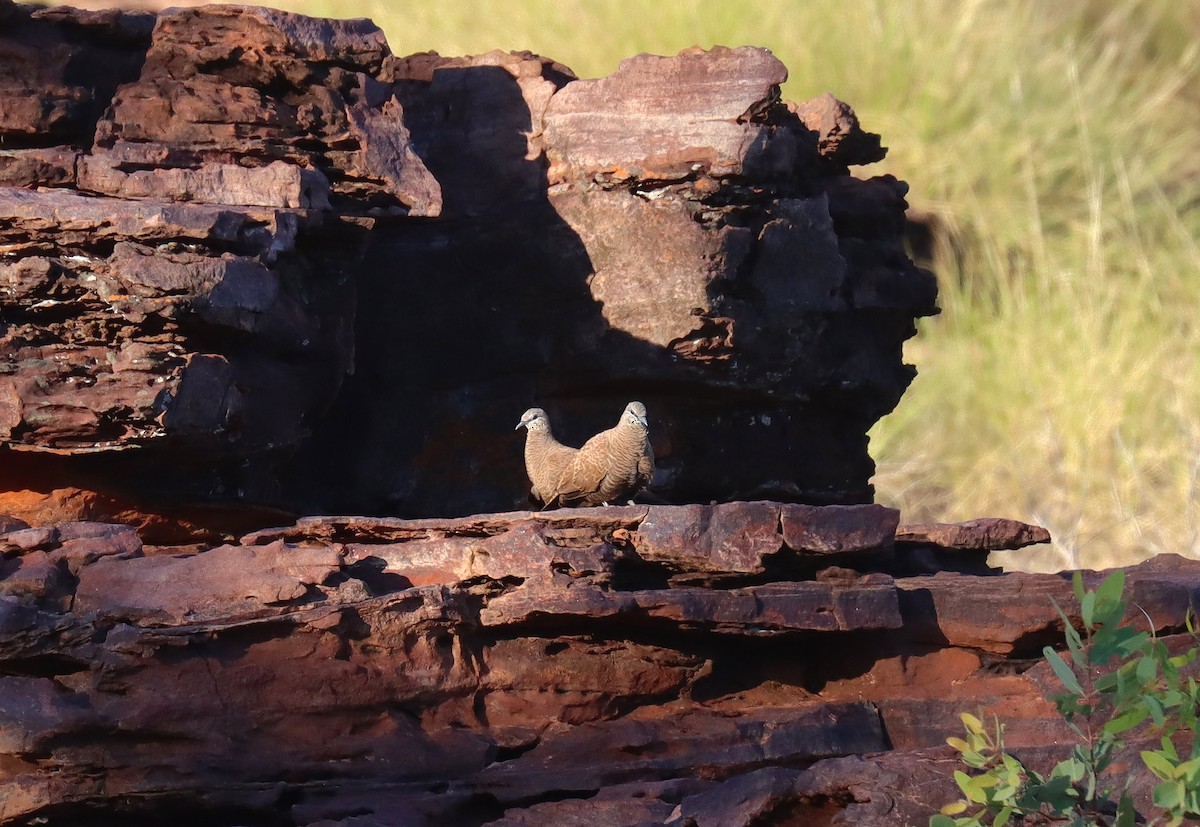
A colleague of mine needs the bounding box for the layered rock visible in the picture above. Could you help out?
[7,6,1187,827]
[328,45,936,517]
[1,2,936,528]
[1,3,405,540]
[4,504,1193,826]
[0,3,153,158]
[85,5,440,212]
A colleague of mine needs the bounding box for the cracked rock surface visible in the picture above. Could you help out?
[3,503,1192,827]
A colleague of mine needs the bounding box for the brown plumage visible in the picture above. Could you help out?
[554,401,654,507]
[515,407,579,507]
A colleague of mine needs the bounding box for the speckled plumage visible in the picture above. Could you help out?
[515,408,579,507]
[555,401,654,507]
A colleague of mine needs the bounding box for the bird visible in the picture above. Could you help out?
[553,401,654,507]
[515,407,579,508]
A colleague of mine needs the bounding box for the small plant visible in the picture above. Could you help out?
[933,571,1200,827]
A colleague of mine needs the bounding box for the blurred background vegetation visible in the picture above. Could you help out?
[28,0,1200,571]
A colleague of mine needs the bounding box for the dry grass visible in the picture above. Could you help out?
[20,0,1200,570]
[855,1,1200,571]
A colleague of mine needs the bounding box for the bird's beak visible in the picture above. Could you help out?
[637,415,648,428]
[515,420,525,430]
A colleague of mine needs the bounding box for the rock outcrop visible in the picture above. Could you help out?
[0,1,936,532]
[4,6,1106,827]
[2,504,1193,826]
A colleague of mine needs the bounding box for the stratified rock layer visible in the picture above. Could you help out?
[1,2,936,530]
[2,8,951,821]
[3,504,1190,827]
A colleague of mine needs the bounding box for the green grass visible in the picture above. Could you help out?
[29,0,1200,570]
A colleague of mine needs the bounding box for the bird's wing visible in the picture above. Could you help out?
[542,443,579,496]
[553,430,612,503]
[636,437,655,487]
[524,429,574,503]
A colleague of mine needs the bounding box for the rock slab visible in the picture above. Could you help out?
[3,502,1189,827]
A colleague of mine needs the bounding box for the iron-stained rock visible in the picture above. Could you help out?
[1,509,1198,824]
[896,517,1052,550]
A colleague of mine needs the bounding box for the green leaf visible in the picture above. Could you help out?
[1104,705,1149,736]
[1044,647,1084,694]
[1143,749,1178,780]
[1174,756,1200,783]
[1035,774,1078,815]
[961,752,986,769]
[1050,691,1085,721]
[1081,589,1096,628]
[1136,654,1158,685]
[939,801,968,816]
[1161,735,1180,761]
[960,713,985,734]
[1154,778,1186,811]
[1162,688,1187,708]
[1096,570,1126,606]
[1072,570,1086,604]
[994,805,1014,827]
[929,814,959,827]
[1063,621,1084,662]
[1053,598,1085,661]
[955,770,988,803]
[1093,668,1120,695]
[947,736,971,752]
[1115,793,1137,827]
[1093,571,1128,627]
[1146,693,1166,727]
[1111,627,1150,657]
[1052,758,1085,782]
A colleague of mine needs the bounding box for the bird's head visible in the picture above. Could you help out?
[622,401,649,430]
[516,407,549,431]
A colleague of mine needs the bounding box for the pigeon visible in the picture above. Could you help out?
[515,407,579,507]
[554,401,654,507]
